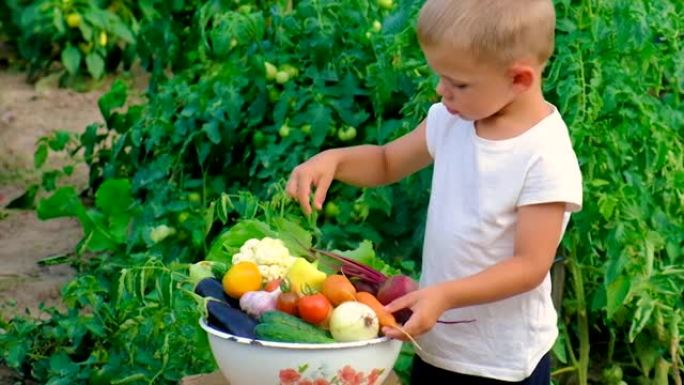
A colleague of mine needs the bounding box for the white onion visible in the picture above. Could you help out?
[329,301,379,342]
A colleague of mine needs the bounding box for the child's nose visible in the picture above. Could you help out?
[436,79,450,97]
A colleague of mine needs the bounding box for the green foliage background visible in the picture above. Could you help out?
[1,0,682,384]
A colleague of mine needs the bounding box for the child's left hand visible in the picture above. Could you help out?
[381,285,449,341]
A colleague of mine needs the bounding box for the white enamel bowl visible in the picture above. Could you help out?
[200,318,403,385]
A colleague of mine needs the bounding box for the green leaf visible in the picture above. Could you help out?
[202,121,221,144]
[272,217,312,258]
[85,52,105,79]
[37,186,86,220]
[49,352,78,377]
[307,103,332,147]
[605,275,631,319]
[215,193,232,224]
[78,22,93,40]
[628,296,654,342]
[95,179,133,215]
[5,340,30,368]
[110,20,135,43]
[6,185,38,209]
[61,45,81,75]
[205,220,275,263]
[333,240,400,276]
[48,131,72,151]
[34,141,48,169]
[98,80,128,120]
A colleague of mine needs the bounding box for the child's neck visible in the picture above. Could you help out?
[475,90,551,141]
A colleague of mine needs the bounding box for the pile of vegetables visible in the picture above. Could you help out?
[191,235,421,345]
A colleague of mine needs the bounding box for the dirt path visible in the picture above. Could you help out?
[0,70,106,318]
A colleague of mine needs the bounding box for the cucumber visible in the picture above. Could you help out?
[254,322,335,344]
[259,311,328,334]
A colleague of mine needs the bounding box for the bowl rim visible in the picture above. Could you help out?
[199,318,398,350]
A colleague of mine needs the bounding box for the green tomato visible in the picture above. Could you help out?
[338,126,357,141]
[188,192,202,203]
[372,20,382,32]
[275,71,290,84]
[301,124,312,134]
[177,212,190,224]
[252,131,266,147]
[149,225,176,243]
[353,202,369,220]
[324,202,340,218]
[268,88,280,102]
[89,367,113,385]
[377,0,394,9]
[264,62,278,81]
[281,64,299,78]
[237,5,252,14]
[602,365,623,385]
[279,124,291,138]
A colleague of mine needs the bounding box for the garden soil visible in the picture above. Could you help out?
[0,68,147,321]
[0,70,101,321]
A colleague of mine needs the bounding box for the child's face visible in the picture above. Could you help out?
[423,44,519,122]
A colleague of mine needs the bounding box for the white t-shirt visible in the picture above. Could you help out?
[416,102,583,381]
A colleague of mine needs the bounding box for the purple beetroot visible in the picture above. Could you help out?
[376,275,418,324]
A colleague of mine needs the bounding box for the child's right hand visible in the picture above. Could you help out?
[286,150,339,215]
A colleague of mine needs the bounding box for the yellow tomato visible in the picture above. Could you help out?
[222,261,262,299]
[66,13,81,28]
[99,31,108,47]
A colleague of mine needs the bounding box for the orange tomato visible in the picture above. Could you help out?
[222,262,262,299]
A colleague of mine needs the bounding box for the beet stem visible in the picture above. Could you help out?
[436,319,476,324]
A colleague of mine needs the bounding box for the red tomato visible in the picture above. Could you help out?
[297,293,332,325]
[276,292,299,316]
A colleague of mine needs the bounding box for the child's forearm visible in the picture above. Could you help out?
[439,254,554,310]
[329,145,393,187]
[329,121,431,187]
[438,203,564,310]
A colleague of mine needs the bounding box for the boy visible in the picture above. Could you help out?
[286,0,582,383]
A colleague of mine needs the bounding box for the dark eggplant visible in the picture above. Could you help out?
[195,278,239,307]
[206,300,257,339]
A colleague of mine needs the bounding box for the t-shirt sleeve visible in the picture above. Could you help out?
[425,103,450,159]
[518,141,583,213]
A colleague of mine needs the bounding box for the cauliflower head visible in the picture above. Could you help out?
[232,237,297,282]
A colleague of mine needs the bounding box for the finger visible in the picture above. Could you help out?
[285,171,298,199]
[297,175,313,215]
[382,326,408,341]
[384,293,415,314]
[398,314,427,339]
[312,174,333,210]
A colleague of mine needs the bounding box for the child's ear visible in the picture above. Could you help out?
[508,64,535,93]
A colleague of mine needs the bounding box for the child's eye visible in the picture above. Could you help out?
[444,78,468,90]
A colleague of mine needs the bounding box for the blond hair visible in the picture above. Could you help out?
[417,0,556,67]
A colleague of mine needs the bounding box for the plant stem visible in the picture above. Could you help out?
[569,258,590,385]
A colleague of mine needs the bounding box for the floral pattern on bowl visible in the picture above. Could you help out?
[279,364,385,385]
